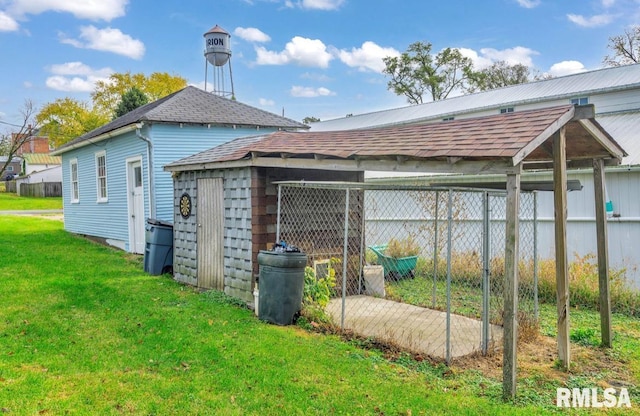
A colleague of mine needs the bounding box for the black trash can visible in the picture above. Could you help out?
[143,218,174,275]
[257,249,307,325]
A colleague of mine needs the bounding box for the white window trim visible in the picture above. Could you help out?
[70,158,79,203]
[571,97,589,106]
[95,150,108,203]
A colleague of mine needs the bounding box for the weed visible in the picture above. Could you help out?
[570,328,599,347]
[385,235,420,258]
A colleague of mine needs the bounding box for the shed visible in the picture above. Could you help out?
[165,104,625,399]
[51,86,306,254]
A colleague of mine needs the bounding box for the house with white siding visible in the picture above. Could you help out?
[21,153,61,175]
[52,86,306,254]
[312,63,640,288]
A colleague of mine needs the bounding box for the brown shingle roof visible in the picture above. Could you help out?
[166,104,625,172]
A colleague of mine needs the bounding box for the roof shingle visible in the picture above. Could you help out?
[56,86,307,153]
[168,104,624,171]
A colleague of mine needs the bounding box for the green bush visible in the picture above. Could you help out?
[300,261,337,327]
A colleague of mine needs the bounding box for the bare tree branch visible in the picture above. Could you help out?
[0,100,39,181]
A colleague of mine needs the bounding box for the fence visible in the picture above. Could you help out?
[17,182,62,197]
[4,181,16,193]
[276,181,538,362]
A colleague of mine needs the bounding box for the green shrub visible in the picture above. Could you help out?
[300,261,337,327]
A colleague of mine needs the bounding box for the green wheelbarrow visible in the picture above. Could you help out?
[368,244,418,280]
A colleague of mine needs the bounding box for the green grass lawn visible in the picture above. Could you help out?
[0,193,62,210]
[0,216,560,415]
[1,216,638,414]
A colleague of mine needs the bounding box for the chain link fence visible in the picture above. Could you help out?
[276,181,538,362]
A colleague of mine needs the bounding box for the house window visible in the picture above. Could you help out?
[70,159,79,203]
[571,97,589,106]
[500,107,514,114]
[7,166,13,172]
[442,116,455,121]
[134,165,142,188]
[95,151,108,202]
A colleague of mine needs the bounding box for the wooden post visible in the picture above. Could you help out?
[553,128,570,370]
[593,158,612,347]
[503,172,520,400]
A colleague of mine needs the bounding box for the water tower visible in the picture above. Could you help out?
[204,25,235,98]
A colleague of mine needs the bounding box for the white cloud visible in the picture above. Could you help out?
[338,41,400,73]
[234,27,271,43]
[45,62,113,92]
[259,98,275,106]
[290,86,335,97]
[49,61,112,76]
[477,46,539,67]
[301,72,331,82]
[8,0,128,21]
[458,46,538,69]
[548,60,587,77]
[255,36,333,68]
[0,11,19,31]
[601,0,616,7]
[23,81,33,88]
[60,25,145,59]
[286,0,345,10]
[567,13,614,27]
[46,76,96,92]
[516,0,540,8]
[457,48,493,69]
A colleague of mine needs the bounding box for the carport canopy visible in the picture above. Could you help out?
[165,104,626,400]
[166,104,625,175]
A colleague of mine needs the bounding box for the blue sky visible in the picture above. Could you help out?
[0,0,639,128]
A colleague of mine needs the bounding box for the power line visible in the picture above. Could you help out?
[0,120,25,128]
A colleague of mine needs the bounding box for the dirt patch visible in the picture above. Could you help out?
[453,334,636,389]
[35,214,63,221]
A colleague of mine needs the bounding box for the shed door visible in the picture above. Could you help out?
[197,178,224,290]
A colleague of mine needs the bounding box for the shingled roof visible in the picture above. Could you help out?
[54,86,307,153]
[165,105,626,174]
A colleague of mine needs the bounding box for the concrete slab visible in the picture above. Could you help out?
[327,295,503,360]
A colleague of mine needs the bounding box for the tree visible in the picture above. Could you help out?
[302,116,320,124]
[114,87,149,119]
[382,41,476,104]
[603,26,640,67]
[0,100,38,180]
[467,61,532,93]
[36,71,187,147]
[92,71,187,117]
[36,98,109,147]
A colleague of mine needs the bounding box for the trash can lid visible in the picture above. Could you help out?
[146,218,174,227]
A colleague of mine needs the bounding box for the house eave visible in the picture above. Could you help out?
[51,123,143,156]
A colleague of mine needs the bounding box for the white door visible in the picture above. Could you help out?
[128,160,145,254]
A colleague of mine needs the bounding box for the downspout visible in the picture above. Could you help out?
[135,123,155,219]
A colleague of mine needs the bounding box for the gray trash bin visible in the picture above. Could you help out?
[143,218,174,275]
[257,249,307,325]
